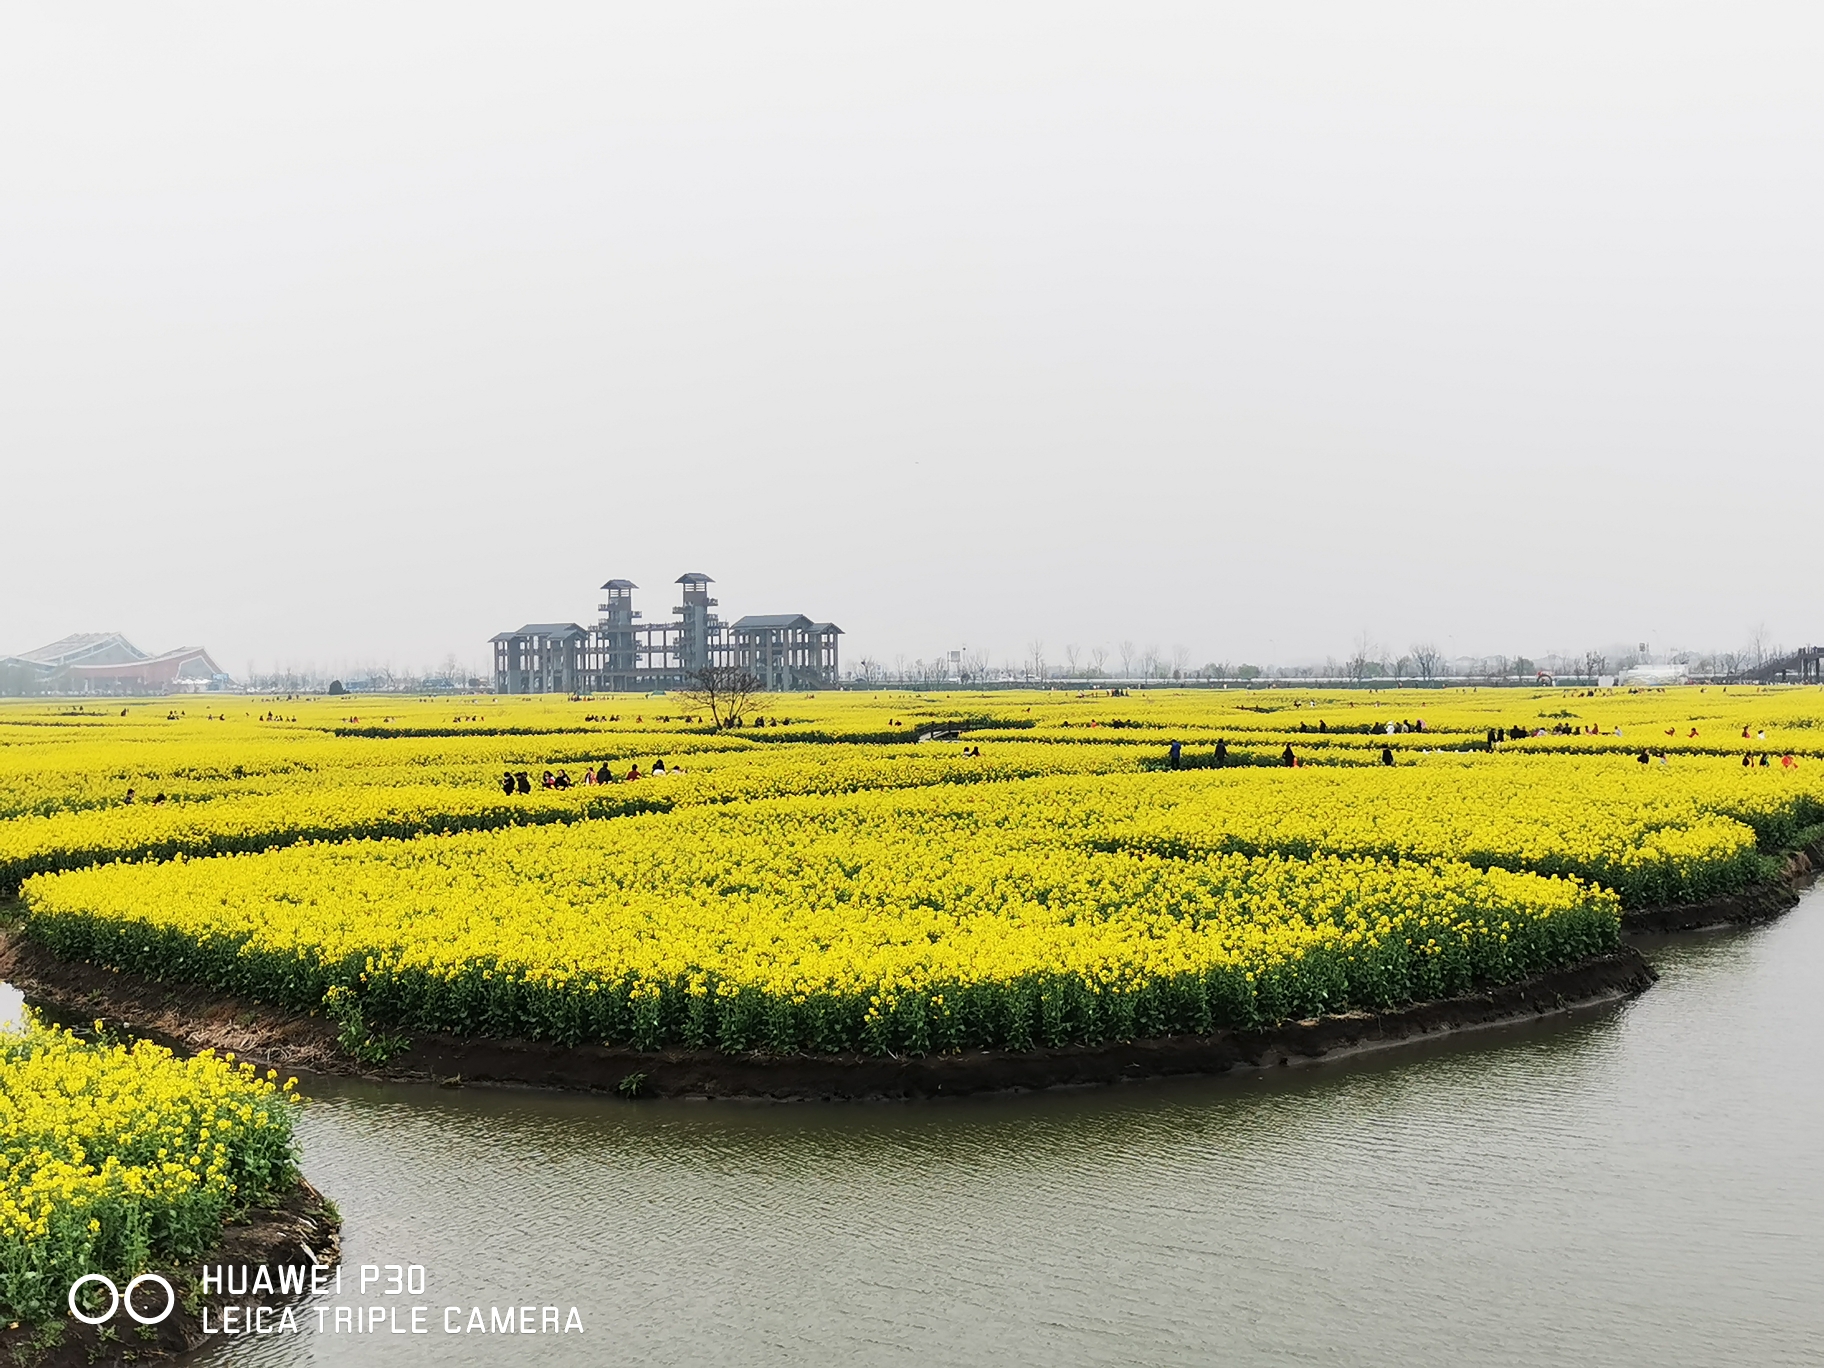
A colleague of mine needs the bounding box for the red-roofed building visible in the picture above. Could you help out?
[0,633,228,695]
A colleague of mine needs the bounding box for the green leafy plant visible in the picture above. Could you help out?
[322,985,410,1066]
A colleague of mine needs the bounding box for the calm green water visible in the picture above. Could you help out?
[33,889,1824,1367]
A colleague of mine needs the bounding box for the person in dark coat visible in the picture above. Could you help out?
[500,771,515,795]
[1282,744,1296,767]
[1214,739,1228,768]
[1380,745,1394,766]
[515,772,531,794]
[1169,740,1182,770]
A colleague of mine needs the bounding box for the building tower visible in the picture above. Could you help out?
[674,573,717,674]
[596,579,640,690]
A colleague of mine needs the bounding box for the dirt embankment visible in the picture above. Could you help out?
[0,1180,339,1368]
[0,929,1657,1102]
[1619,836,1823,935]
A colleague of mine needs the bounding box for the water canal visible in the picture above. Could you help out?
[23,889,1824,1367]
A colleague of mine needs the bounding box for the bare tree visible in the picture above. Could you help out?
[1410,643,1443,682]
[1027,639,1047,681]
[1171,645,1191,680]
[678,665,767,730]
[1089,646,1108,679]
[1346,632,1384,683]
[1064,644,1081,678]
[1118,640,1136,679]
[1143,644,1163,683]
[1745,623,1783,673]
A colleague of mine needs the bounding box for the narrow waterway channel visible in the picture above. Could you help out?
[25,887,1824,1367]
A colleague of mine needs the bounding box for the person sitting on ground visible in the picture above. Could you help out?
[1381,745,1394,766]
[1637,750,1651,764]
[596,764,615,784]
[1282,744,1296,767]
[1743,752,1755,767]
[500,771,515,795]
[515,772,531,794]
[627,764,642,781]
[582,766,596,785]
[124,787,136,803]
[653,759,666,776]
[554,770,571,788]
[541,770,556,788]
[151,792,166,804]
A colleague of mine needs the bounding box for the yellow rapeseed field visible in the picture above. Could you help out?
[5,685,1822,1061]
[0,1018,300,1322]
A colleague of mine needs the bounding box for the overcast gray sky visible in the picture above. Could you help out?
[3,3,1820,676]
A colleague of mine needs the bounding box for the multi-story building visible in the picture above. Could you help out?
[491,573,841,694]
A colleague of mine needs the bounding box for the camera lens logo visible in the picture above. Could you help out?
[68,1273,176,1326]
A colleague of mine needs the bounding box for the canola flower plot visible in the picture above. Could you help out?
[0,740,1161,892]
[0,1018,301,1323]
[4,685,1823,1067]
[21,797,1620,1056]
[1035,758,1824,907]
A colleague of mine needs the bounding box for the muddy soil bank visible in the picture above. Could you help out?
[1619,837,1823,935]
[0,928,1657,1101]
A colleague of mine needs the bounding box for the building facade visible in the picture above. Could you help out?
[492,574,841,694]
[0,633,227,695]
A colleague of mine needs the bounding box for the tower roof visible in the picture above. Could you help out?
[675,572,715,584]
[599,579,638,590]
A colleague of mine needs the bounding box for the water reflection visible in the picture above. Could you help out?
[22,895,1824,1367]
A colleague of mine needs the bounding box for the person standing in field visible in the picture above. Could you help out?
[1282,744,1296,767]
[1381,745,1394,766]
[500,772,515,795]
[1169,740,1182,770]
[1214,739,1228,767]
